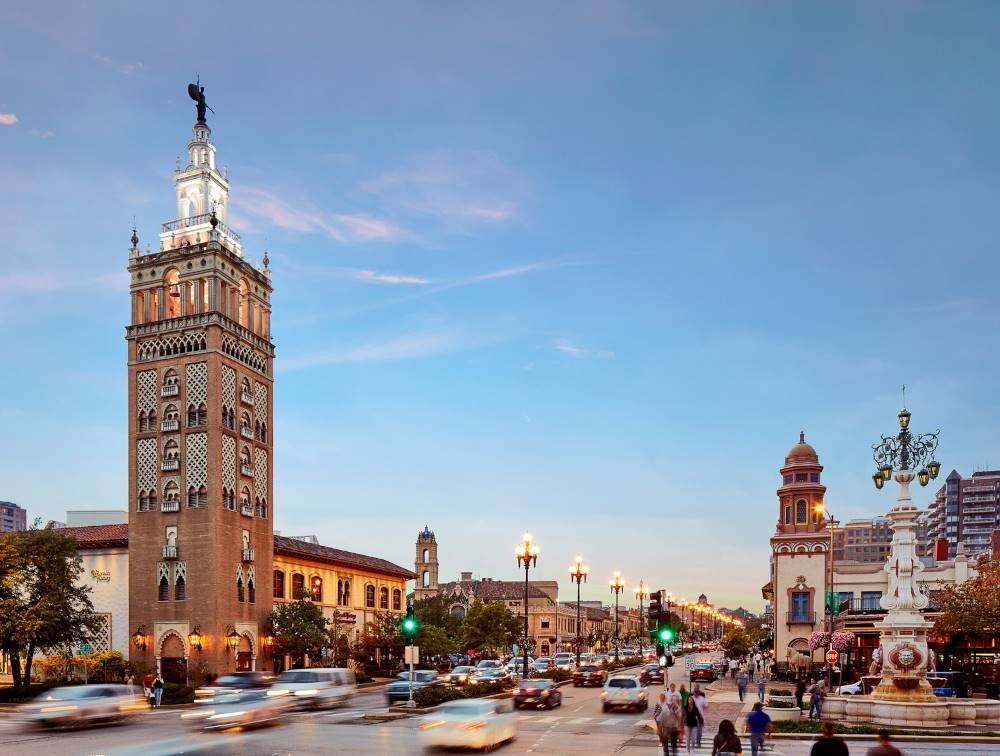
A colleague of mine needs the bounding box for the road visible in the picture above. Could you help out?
[2,664,999,754]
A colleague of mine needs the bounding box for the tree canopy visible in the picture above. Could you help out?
[267,598,328,662]
[933,556,1000,634]
[457,599,522,656]
[721,629,752,658]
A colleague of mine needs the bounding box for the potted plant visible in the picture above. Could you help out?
[764,697,801,721]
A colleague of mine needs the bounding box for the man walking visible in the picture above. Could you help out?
[153,673,164,707]
[808,678,824,720]
[736,669,749,703]
[866,730,903,756]
[757,674,767,704]
[745,702,773,756]
[730,657,738,678]
[692,686,708,748]
[810,721,849,755]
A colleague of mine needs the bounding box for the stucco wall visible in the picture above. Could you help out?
[78,548,130,657]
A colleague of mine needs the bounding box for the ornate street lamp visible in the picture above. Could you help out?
[132,625,148,651]
[226,626,241,652]
[815,500,837,691]
[634,580,649,657]
[187,625,203,652]
[515,532,539,679]
[872,390,940,490]
[569,556,588,668]
[609,572,625,662]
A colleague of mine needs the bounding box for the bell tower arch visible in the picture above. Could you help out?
[413,526,439,603]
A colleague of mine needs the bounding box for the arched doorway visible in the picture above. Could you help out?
[160,633,187,684]
[236,634,253,672]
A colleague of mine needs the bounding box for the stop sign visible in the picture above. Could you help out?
[826,649,839,664]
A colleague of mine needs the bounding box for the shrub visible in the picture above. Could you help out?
[413,686,467,707]
[766,698,796,708]
[0,682,73,703]
[536,669,571,682]
[161,683,195,705]
[770,689,793,697]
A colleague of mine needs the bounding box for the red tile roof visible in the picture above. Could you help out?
[440,579,550,601]
[273,535,415,580]
[54,523,129,548]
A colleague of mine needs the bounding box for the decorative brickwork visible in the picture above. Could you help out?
[222,365,236,410]
[157,561,171,583]
[137,438,158,492]
[186,433,208,489]
[137,331,207,362]
[222,435,236,492]
[88,613,113,652]
[137,370,158,412]
[254,382,267,415]
[223,336,267,374]
[186,362,207,405]
[174,561,187,583]
[254,450,267,502]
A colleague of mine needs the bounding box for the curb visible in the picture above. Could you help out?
[770,733,1000,744]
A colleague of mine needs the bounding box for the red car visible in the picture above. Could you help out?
[689,663,717,683]
[640,663,665,685]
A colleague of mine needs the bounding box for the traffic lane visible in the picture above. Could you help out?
[776,739,1000,755]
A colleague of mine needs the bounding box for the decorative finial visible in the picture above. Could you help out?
[209,210,218,230]
[187,79,214,124]
[130,223,138,249]
[262,249,269,269]
[901,383,907,409]
[799,430,805,444]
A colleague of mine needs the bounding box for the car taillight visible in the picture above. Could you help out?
[541,690,549,696]
[464,720,488,730]
[420,720,444,730]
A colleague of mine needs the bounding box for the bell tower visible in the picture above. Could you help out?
[413,526,439,603]
[126,93,274,679]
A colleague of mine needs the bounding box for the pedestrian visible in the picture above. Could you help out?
[142,672,155,708]
[736,669,749,702]
[666,681,681,707]
[654,693,683,756]
[795,678,807,710]
[683,696,704,754]
[865,730,903,756]
[808,678,824,720]
[745,702,773,756]
[679,682,691,708]
[757,674,767,703]
[711,718,743,755]
[693,687,708,747]
[126,673,135,696]
[730,658,738,678]
[810,721,849,755]
[153,673,164,707]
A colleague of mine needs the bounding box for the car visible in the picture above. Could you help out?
[385,670,442,704]
[476,659,503,671]
[269,667,356,708]
[553,653,576,671]
[513,678,562,709]
[20,684,143,729]
[534,659,551,674]
[181,688,295,730]
[594,654,609,667]
[601,675,649,713]
[195,671,277,702]
[838,680,863,695]
[475,668,513,686]
[442,665,479,686]
[572,664,608,687]
[689,662,717,683]
[640,663,665,685]
[419,698,517,750]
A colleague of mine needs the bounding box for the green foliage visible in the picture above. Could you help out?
[765,698,796,708]
[412,678,511,707]
[352,612,405,673]
[416,624,454,657]
[457,600,522,657]
[0,682,73,704]
[934,555,1000,634]
[720,628,752,658]
[268,598,328,661]
[161,682,195,705]
[413,596,463,637]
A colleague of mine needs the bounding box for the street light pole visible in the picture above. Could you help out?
[609,572,625,662]
[516,532,539,680]
[634,580,649,657]
[815,502,837,692]
[569,556,588,669]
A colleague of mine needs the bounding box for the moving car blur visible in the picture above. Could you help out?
[180,688,295,730]
[269,667,356,708]
[640,662,664,685]
[385,670,441,704]
[572,664,608,687]
[194,671,276,702]
[512,678,562,709]
[20,684,143,729]
[601,675,648,713]
[419,699,517,751]
[689,662,717,683]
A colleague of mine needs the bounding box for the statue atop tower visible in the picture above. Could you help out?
[187,80,213,124]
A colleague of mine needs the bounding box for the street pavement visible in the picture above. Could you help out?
[2,662,1000,754]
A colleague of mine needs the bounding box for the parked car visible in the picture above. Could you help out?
[20,684,143,729]
[441,665,478,686]
[182,688,294,730]
[601,675,649,713]
[839,680,863,695]
[513,678,562,709]
[640,663,665,685]
[534,659,552,674]
[689,662,717,683]
[553,653,576,671]
[195,672,277,702]
[573,664,608,687]
[269,667,356,708]
[929,672,968,698]
[386,670,442,704]
[419,698,517,750]
[594,654,609,667]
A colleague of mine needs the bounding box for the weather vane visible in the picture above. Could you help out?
[187,76,215,124]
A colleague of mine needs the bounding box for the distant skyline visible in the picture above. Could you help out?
[3,2,1000,610]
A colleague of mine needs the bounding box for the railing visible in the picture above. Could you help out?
[161,500,180,512]
[162,545,178,559]
[240,463,254,476]
[161,384,179,397]
[161,213,242,243]
[240,504,253,517]
[242,548,255,562]
[240,391,254,405]
[785,612,816,624]
[240,426,254,439]
[161,459,179,471]
[840,599,885,614]
[161,419,180,432]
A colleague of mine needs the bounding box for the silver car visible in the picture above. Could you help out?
[181,688,295,730]
[20,684,143,729]
[601,675,649,713]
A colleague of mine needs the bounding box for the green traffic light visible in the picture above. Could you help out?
[402,618,417,632]
[658,627,673,642]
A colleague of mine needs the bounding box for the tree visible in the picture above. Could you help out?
[417,624,454,657]
[457,600,522,656]
[934,556,1000,635]
[267,598,328,665]
[0,525,97,688]
[721,629,752,658]
[413,595,462,638]
[352,612,404,673]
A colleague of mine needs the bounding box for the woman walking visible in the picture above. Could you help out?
[683,696,704,753]
[711,719,743,755]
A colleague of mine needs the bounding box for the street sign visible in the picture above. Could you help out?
[404,646,419,665]
[826,649,839,664]
[78,643,94,656]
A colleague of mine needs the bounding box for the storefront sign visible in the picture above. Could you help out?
[91,570,111,582]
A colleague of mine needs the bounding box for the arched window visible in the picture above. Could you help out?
[392,589,402,611]
[292,573,305,599]
[337,580,344,605]
[175,575,186,601]
[164,368,178,387]
[198,485,207,507]
[188,486,198,508]
[227,408,235,430]
[164,481,179,505]
[247,579,256,604]
[138,410,148,432]
[241,411,252,434]
[273,570,285,599]
[379,587,389,609]
[422,571,430,587]
[197,402,207,425]
[240,486,250,510]
[158,575,169,602]
[312,576,323,602]
[239,278,250,328]
[187,403,198,426]
[148,409,157,429]
[164,439,179,460]
[423,548,430,563]
[796,499,807,523]
[365,584,375,608]
[241,377,251,396]
[343,580,351,606]
[260,422,268,443]
[237,576,245,603]
[784,505,791,525]
[255,420,261,440]
[148,491,158,510]
[240,446,251,468]
[165,269,180,318]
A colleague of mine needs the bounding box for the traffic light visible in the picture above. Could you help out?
[648,591,662,634]
[657,625,674,644]
[401,604,419,642]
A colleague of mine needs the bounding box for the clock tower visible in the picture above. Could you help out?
[126,101,274,679]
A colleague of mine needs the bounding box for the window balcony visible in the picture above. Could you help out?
[161,419,180,432]
[785,611,816,625]
[240,426,254,439]
[255,504,268,518]
[161,500,180,512]
[242,548,255,562]
[161,459,179,471]
[241,391,254,406]
[162,544,178,559]
[161,383,180,397]
[240,503,253,517]
[240,463,254,477]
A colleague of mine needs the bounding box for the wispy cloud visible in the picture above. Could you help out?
[280,330,467,371]
[353,270,431,286]
[0,271,126,295]
[0,113,18,126]
[554,338,614,360]
[232,186,401,243]
[28,128,54,139]
[94,55,143,76]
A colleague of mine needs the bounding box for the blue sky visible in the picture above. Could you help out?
[2,2,999,611]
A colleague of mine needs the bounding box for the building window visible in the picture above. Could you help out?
[379,587,389,609]
[341,580,351,606]
[312,576,323,602]
[422,570,430,587]
[248,579,255,604]
[175,576,186,601]
[795,473,807,482]
[541,617,550,629]
[273,570,285,599]
[422,548,430,563]
[795,500,807,523]
[860,591,882,611]
[791,591,810,622]
[810,473,819,482]
[784,505,791,525]
[158,575,169,602]
[393,589,402,611]
[237,577,245,603]
[365,584,375,608]
[292,573,305,599]
[783,474,792,484]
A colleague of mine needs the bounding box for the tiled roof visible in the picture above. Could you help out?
[54,523,129,548]
[441,580,550,601]
[273,535,415,580]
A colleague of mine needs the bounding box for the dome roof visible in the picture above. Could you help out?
[786,431,819,463]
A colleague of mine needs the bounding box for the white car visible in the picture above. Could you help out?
[554,656,577,671]
[601,675,649,713]
[839,680,863,695]
[269,667,356,708]
[419,698,517,751]
[20,684,143,729]
[476,659,503,671]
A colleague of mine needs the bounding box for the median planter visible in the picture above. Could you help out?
[764,705,802,722]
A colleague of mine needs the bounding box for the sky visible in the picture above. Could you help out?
[1,2,999,612]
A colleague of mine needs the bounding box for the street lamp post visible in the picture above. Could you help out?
[635,580,649,657]
[664,593,675,649]
[609,572,625,662]
[815,501,837,691]
[569,556,589,668]
[515,532,539,680]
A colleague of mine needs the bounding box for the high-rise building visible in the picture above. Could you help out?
[832,517,894,562]
[926,469,1000,558]
[126,103,275,676]
[0,501,27,533]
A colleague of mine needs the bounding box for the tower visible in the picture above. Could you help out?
[413,526,439,603]
[126,103,274,679]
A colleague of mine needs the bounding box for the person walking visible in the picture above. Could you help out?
[679,682,691,708]
[142,672,155,708]
[745,702,773,756]
[795,678,807,710]
[730,658,738,679]
[810,721,849,755]
[153,673,164,707]
[655,694,683,756]
[711,719,743,755]
[666,681,681,707]
[693,686,709,748]
[757,674,767,704]
[736,669,749,702]
[866,730,903,756]
[683,696,704,754]
[126,673,135,696]
[808,678,824,719]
